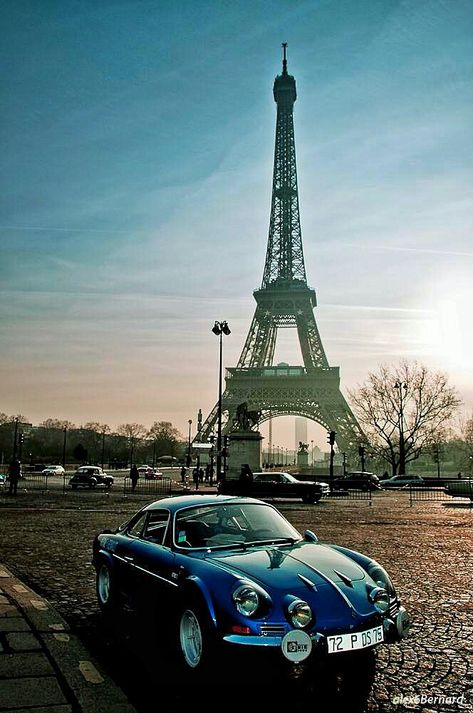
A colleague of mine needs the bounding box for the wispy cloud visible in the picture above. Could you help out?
[340,243,473,258]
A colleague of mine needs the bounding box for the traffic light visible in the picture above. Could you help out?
[327,431,336,446]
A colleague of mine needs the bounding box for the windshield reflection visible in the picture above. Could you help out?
[174,503,301,550]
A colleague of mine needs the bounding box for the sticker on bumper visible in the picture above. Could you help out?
[281,630,313,662]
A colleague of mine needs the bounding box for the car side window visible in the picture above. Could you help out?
[127,513,147,538]
[143,510,170,545]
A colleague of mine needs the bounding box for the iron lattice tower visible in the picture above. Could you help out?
[200,45,364,453]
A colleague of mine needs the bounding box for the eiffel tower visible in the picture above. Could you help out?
[200,45,364,454]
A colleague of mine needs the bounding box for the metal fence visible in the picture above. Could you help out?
[0,473,172,499]
[328,488,373,503]
[123,476,172,498]
[409,482,473,506]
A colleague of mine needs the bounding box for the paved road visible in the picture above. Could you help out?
[0,490,471,712]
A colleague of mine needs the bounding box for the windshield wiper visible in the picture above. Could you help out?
[245,537,297,547]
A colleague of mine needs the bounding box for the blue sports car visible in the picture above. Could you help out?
[92,495,409,695]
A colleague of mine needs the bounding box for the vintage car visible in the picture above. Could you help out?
[218,471,329,503]
[137,465,163,480]
[444,479,473,500]
[69,466,114,489]
[41,465,65,476]
[92,495,409,695]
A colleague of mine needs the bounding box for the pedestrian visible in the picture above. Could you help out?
[199,467,204,484]
[180,466,187,484]
[130,464,139,492]
[205,463,211,483]
[239,463,253,495]
[457,472,463,480]
[193,467,199,490]
[8,459,21,496]
[208,465,214,487]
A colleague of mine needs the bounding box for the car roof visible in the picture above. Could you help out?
[143,494,267,512]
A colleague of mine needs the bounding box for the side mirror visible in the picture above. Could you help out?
[304,529,318,543]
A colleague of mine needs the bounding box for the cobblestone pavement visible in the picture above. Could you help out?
[0,490,471,712]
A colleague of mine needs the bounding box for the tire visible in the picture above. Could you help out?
[89,479,97,489]
[178,601,215,675]
[96,562,116,611]
[302,492,316,504]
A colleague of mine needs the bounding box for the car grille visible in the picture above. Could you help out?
[389,599,400,618]
[260,624,286,636]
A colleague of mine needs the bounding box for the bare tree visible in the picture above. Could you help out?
[40,418,76,430]
[459,411,473,475]
[148,421,182,462]
[350,361,461,475]
[116,423,147,466]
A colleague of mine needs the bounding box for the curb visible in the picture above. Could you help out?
[0,565,136,712]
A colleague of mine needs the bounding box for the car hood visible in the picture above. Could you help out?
[205,541,366,590]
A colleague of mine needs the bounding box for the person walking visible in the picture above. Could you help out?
[8,459,21,496]
[130,464,139,492]
[192,467,199,490]
[180,466,187,484]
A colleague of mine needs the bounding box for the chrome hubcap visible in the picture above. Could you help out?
[98,566,110,604]
[180,609,203,668]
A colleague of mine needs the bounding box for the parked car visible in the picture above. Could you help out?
[41,465,65,476]
[332,472,381,491]
[382,475,425,489]
[137,465,163,480]
[444,479,473,501]
[93,495,410,697]
[218,471,329,503]
[69,466,114,490]
[0,473,6,488]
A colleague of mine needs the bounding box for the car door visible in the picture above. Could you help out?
[128,509,177,610]
[279,473,297,497]
[253,473,277,498]
[111,512,148,600]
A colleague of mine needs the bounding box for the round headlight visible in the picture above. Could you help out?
[370,587,390,613]
[288,600,313,629]
[368,564,396,597]
[233,585,259,616]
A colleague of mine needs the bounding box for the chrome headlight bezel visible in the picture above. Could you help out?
[368,562,396,598]
[288,599,313,629]
[233,584,260,617]
[369,586,390,613]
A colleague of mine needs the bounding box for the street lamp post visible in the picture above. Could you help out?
[186,420,192,468]
[101,430,106,470]
[311,439,314,467]
[62,427,67,469]
[212,320,231,481]
[394,381,408,475]
[12,418,19,460]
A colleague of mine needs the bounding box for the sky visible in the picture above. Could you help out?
[1,0,472,449]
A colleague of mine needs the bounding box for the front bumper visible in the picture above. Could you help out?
[223,606,410,651]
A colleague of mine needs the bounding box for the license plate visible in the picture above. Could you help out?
[327,624,384,654]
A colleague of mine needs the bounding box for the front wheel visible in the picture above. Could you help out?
[178,604,214,674]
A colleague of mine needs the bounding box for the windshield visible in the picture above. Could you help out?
[174,502,301,550]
